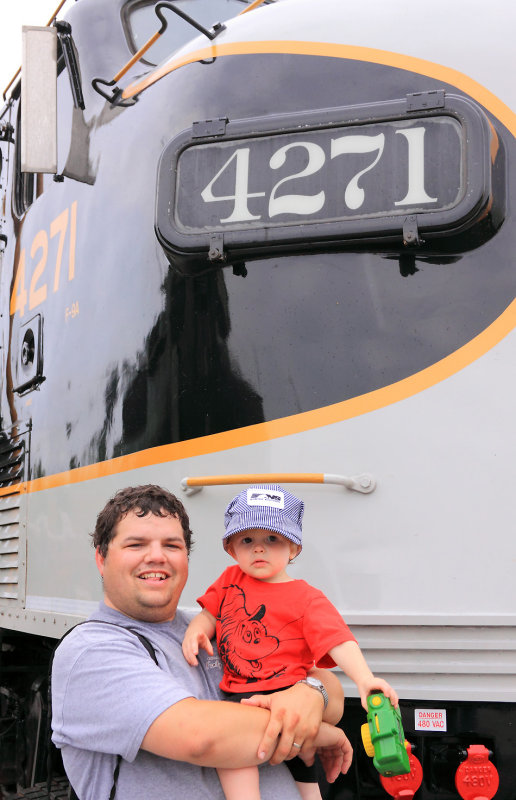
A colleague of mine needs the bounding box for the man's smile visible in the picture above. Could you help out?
[138,571,169,581]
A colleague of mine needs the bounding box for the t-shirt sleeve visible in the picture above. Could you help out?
[51,627,195,762]
[197,568,231,618]
[302,589,357,667]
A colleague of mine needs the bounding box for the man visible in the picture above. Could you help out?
[51,485,352,799]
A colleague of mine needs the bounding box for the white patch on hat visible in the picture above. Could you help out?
[246,488,285,509]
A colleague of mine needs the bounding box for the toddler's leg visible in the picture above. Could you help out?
[217,766,261,800]
[295,781,323,800]
[285,755,322,798]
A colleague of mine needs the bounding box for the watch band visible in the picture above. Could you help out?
[296,678,329,710]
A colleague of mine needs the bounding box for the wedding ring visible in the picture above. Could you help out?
[292,742,302,748]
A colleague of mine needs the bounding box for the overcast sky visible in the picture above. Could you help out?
[1,1,74,94]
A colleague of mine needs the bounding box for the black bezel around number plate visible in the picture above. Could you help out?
[155,92,493,263]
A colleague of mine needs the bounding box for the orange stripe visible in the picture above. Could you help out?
[6,292,515,498]
[238,0,268,14]
[121,40,516,135]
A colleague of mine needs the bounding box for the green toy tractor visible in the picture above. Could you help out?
[361,693,410,776]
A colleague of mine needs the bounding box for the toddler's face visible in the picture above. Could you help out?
[227,528,300,583]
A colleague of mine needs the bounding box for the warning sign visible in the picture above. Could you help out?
[414,708,447,731]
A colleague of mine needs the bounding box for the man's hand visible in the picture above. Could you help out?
[241,682,325,764]
[315,723,353,782]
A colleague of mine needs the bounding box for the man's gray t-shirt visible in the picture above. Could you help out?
[51,602,300,800]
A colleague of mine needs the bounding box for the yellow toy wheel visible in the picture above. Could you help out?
[361,723,375,757]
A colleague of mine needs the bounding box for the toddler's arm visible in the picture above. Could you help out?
[182,608,216,666]
[329,641,399,710]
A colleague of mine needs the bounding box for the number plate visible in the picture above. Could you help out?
[156,94,493,263]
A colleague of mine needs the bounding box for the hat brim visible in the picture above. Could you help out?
[223,523,302,551]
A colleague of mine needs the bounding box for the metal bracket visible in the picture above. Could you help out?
[54,20,85,110]
[155,3,225,41]
[182,482,203,496]
[208,234,226,262]
[91,77,137,107]
[0,123,14,143]
[192,118,228,138]
[403,216,422,247]
[406,90,445,112]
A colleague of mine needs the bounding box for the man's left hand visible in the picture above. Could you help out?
[241,682,324,764]
[317,732,353,782]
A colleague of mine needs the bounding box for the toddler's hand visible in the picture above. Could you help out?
[182,630,214,666]
[357,677,399,710]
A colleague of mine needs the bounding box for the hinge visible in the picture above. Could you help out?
[208,234,226,262]
[192,118,228,138]
[0,123,14,143]
[403,215,422,246]
[55,20,85,110]
[406,89,445,112]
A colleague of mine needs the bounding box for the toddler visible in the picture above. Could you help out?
[183,485,398,800]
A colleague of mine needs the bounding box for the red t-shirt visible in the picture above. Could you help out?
[197,565,356,693]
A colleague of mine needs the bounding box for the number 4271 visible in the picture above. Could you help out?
[10,201,77,318]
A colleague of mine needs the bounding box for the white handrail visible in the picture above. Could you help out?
[180,472,376,496]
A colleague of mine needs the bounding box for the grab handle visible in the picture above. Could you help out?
[180,472,376,496]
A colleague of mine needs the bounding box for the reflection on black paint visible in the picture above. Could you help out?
[114,217,516,457]
[113,267,265,457]
[166,269,265,440]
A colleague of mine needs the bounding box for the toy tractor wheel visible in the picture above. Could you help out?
[361,723,375,757]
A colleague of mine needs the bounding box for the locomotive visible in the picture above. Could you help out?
[0,0,514,797]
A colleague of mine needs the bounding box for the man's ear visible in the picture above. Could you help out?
[95,547,105,577]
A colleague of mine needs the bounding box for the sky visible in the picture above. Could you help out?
[1,1,73,95]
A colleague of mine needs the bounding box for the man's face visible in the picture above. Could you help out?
[95,510,189,622]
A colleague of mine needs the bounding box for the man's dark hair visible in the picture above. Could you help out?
[92,485,193,557]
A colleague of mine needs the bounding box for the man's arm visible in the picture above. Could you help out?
[309,666,344,724]
[141,697,283,767]
[141,677,336,767]
[141,693,352,780]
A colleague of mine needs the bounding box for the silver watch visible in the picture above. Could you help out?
[296,677,329,710]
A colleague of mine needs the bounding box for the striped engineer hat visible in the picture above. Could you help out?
[223,485,304,550]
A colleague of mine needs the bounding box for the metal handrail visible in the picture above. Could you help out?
[92,2,225,104]
[2,0,69,100]
[181,472,376,496]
